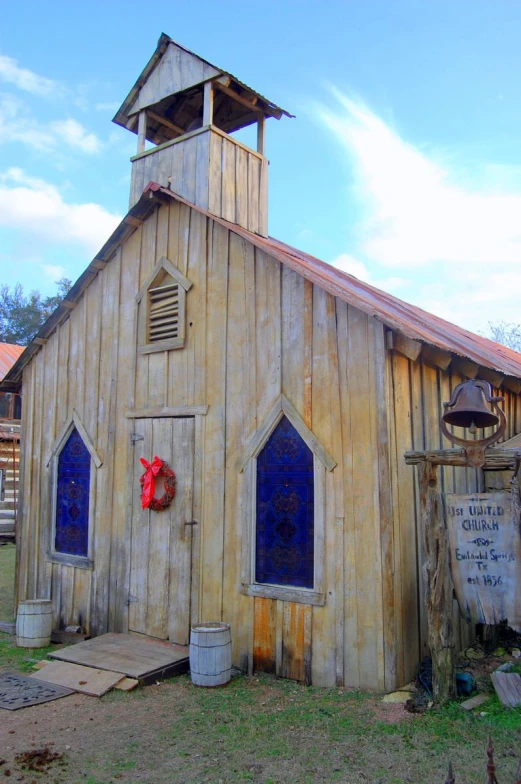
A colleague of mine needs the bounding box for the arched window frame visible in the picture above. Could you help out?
[46,410,102,570]
[237,394,336,606]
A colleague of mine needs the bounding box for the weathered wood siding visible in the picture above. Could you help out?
[17,196,518,690]
[129,41,220,115]
[16,198,392,689]
[130,127,267,235]
[387,353,521,685]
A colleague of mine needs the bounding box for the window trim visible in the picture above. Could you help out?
[136,256,193,355]
[238,394,336,606]
[46,411,102,570]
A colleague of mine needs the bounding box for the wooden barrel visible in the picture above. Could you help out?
[16,600,52,648]
[189,622,232,687]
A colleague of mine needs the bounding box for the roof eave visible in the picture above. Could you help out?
[0,192,160,392]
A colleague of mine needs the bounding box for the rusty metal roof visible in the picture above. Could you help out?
[3,182,521,391]
[148,185,521,379]
[0,343,25,381]
[113,33,293,139]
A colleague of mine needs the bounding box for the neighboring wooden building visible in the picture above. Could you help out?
[4,36,521,690]
[0,342,24,541]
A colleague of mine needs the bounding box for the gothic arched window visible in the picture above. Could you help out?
[237,395,336,606]
[256,416,314,589]
[47,412,101,569]
[55,428,91,558]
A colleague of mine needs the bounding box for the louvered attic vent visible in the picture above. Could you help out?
[136,256,193,355]
[148,281,180,343]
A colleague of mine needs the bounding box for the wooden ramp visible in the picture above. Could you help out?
[48,633,189,685]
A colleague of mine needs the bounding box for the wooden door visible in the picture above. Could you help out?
[128,417,195,644]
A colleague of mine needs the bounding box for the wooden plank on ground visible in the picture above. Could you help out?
[491,672,521,708]
[48,632,188,680]
[460,693,490,711]
[113,676,139,691]
[30,661,125,697]
[31,660,50,670]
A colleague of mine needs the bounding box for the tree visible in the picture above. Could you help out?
[488,321,521,353]
[0,278,72,346]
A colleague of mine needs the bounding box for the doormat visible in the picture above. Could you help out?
[0,672,74,710]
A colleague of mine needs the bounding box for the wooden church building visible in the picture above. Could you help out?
[4,34,521,690]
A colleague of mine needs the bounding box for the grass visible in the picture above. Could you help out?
[0,543,16,621]
[0,632,61,673]
[93,673,521,783]
[0,646,520,782]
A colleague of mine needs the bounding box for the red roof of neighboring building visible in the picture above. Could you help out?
[0,343,25,382]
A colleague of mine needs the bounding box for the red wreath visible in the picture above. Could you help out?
[139,456,176,511]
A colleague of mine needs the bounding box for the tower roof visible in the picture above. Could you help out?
[113,34,294,146]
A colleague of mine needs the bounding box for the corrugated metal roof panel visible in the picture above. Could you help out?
[150,184,521,379]
[0,343,25,381]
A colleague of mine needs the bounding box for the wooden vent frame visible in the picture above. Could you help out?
[136,256,193,354]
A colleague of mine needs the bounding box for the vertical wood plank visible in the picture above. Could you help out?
[91,250,121,635]
[253,597,276,674]
[167,417,195,644]
[255,250,281,423]
[146,419,173,639]
[199,222,228,621]
[309,287,338,687]
[128,419,152,634]
[208,132,222,217]
[221,138,236,223]
[235,146,248,230]
[247,156,260,233]
[336,300,359,688]
[281,267,305,417]
[223,233,256,669]
[281,603,311,682]
[389,352,419,684]
[195,132,210,210]
[181,135,197,205]
[346,307,383,689]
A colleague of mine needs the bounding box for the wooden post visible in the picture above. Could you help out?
[137,111,147,154]
[419,461,456,703]
[257,115,266,155]
[203,82,213,126]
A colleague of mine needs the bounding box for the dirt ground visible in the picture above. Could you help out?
[0,670,520,784]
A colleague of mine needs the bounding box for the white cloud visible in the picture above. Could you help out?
[0,94,102,154]
[0,54,61,96]
[317,91,521,332]
[95,101,119,112]
[331,252,408,294]
[0,167,121,254]
[42,264,67,282]
[318,91,521,270]
[50,118,102,153]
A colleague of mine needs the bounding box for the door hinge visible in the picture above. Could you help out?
[184,520,198,526]
[131,433,144,444]
[126,594,139,605]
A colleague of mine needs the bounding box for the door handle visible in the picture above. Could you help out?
[184,520,198,525]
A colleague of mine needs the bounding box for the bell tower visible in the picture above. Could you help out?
[113,34,293,237]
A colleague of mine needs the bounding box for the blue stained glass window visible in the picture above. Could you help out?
[256,416,314,588]
[55,428,91,557]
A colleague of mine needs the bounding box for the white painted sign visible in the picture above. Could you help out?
[446,492,521,632]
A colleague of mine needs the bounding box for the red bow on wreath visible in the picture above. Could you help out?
[140,456,163,509]
[139,456,176,512]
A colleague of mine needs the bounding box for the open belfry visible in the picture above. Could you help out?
[4,34,521,690]
[113,33,293,228]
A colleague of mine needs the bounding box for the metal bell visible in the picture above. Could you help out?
[442,379,500,430]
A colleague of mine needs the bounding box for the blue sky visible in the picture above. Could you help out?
[2,0,521,334]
